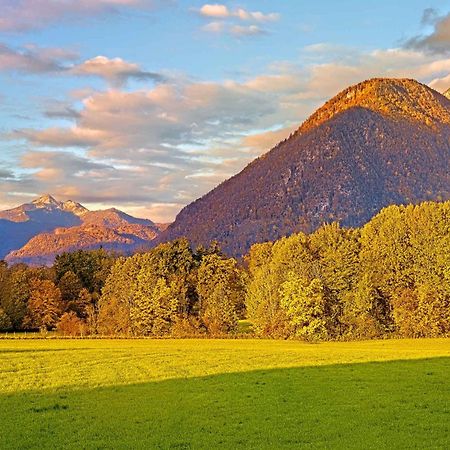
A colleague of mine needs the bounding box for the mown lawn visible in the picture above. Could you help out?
[0,338,449,449]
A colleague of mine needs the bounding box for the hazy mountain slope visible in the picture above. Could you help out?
[160,78,450,256]
[5,224,155,266]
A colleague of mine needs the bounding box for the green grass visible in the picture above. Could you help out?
[0,339,449,449]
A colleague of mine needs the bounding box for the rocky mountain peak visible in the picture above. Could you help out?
[32,194,60,207]
[61,200,88,216]
[297,78,450,135]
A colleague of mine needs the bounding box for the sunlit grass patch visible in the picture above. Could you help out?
[0,338,449,448]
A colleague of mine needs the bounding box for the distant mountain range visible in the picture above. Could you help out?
[0,195,164,266]
[160,78,450,256]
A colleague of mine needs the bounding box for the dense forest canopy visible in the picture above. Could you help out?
[1,200,449,339]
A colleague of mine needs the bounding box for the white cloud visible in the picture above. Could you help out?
[198,3,279,37]
[71,56,166,87]
[230,25,266,36]
[0,43,164,87]
[201,21,225,33]
[199,4,230,19]
[0,0,160,32]
[234,9,279,22]
[199,4,279,22]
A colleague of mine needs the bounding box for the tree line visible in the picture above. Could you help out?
[0,200,449,339]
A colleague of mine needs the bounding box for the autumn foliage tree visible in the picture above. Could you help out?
[24,279,63,330]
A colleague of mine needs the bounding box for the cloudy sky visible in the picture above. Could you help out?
[1,0,450,221]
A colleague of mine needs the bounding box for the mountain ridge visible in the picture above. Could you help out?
[159,77,450,256]
[0,195,163,265]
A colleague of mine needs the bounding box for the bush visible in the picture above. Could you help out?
[56,312,86,337]
[171,317,204,338]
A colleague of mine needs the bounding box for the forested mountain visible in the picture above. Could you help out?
[160,78,450,256]
[1,195,162,265]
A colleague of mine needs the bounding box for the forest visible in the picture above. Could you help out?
[1,200,449,340]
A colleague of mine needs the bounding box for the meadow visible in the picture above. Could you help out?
[1,338,449,449]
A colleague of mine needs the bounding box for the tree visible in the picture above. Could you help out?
[97,295,131,336]
[0,308,12,331]
[98,240,198,336]
[280,274,329,341]
[359,205,415,296]
[391,288,420,337]
[415,282,450,337]
[201,281,238,334]
[1,268,32,330]
[196,254,243,334]
[245,237,313,338]
[58,271,84,313]
[309,224,360,295]
[341,274,391,339]
[56,312,85,336]
[149,238,196,279]
[54,249,115,294]
[131,277,179,336]
[76,288,93,320]
[23,279,63,330]
[97,256,140,335]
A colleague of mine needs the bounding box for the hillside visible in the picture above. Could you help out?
[160,78,450,256]
[1,195,162,265]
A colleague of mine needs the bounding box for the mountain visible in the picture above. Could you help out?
[1,195,162,265]
[0,195,85,258]
[160,78,450,256]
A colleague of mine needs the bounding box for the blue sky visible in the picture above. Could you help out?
[1,0,450,221]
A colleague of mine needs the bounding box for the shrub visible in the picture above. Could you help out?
[56,312,86,337]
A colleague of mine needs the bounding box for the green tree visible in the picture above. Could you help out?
[197,254,243,334]
[54,249,115,294]
[98,239,198,336]
[280,274,329,341]
[244,242,283,336]
[245,235,314,338]
[58,271,84,313]
[0,308,12,331]
[1,268,32,330]
[97,256,140,335]
[131,277,179,336]
[341,274,391,339]
[201,281,238,334]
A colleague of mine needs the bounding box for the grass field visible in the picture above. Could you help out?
[1,338,449,449]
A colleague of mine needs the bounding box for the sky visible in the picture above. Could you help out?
[1,0,450,222]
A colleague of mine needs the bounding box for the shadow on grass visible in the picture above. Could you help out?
[1,357,449,449]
